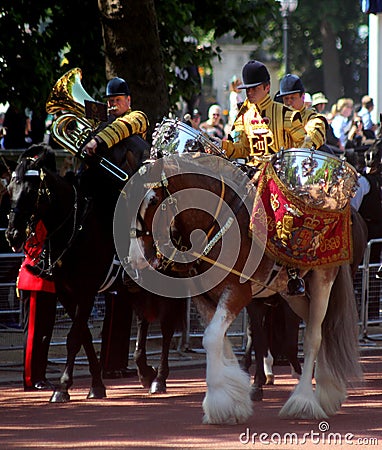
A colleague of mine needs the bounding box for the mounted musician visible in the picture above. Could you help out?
[214,60,331,295]
[277,73,328,152]
[27,69,150,278]
[82,76,149,174]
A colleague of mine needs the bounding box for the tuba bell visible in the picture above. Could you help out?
[46,68,128,182]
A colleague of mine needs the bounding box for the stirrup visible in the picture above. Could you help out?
[286,268,305,296]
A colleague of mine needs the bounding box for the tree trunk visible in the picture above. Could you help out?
[320,20,343,108]
[98,0,169,138]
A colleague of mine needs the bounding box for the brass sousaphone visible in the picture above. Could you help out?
[46,67,128,182]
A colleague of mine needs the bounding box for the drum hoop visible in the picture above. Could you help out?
[277,148,357,175]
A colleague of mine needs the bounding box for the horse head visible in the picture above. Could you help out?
[6,143,66,251]
[125,153,260,298]
[364,138,382,174]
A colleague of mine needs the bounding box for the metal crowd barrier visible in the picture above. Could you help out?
[1,239,381,368]
[359,238,382,341]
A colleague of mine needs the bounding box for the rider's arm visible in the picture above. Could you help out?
[96,111,149,150]
[83,110,149,155]
[221,132,251,159]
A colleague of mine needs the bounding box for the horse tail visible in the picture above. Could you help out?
[318,264,363,385]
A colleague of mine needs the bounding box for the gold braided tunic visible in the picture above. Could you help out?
[96,109,149,149]
[222,94,307,160]
[299,105,327,149]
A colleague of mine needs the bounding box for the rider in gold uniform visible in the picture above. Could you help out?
[220,60,311,295]
[220,60,308,163]
[278,73,327,150]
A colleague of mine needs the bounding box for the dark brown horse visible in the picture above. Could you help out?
[124,152,363,424]
[6,144,185,401]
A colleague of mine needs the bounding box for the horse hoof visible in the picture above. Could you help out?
[139,367,157,389]
[149,380,167,394]
[265,375,274,385]
[250,386,263,401]
[87,385,107,399]
[50,391,70,403]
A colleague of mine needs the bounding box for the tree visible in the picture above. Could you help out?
[98,0,169,130]
[275,0,369,106]
[1,0,368,136]
[0,0,275,136]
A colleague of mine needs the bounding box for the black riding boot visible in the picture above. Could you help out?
[25,248,53,280]
[286,267,305,296]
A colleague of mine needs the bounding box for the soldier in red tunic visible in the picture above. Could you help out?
[17,220,57,391]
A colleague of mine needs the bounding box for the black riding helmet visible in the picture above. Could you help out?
[237,60,270,89]
[104,77,131,97]
[279,74,304,96]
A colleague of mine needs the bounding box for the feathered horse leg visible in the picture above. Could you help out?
[202,297,252,425]
[315,265,362,416]
[279,268,336,419]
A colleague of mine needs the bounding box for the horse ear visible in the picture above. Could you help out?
[364,139,382,170]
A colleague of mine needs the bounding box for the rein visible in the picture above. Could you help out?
[24,168,82,272]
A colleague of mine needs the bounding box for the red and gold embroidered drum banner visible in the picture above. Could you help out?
[250,163,352,269]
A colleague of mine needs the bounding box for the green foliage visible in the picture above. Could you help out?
[0,0,369,116]
[264,0,368,98]
[155,0,275,112]
[0,0,275,114]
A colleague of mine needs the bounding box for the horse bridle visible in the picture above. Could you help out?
[134,169,246,273]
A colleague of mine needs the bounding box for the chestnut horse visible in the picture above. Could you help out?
[124,153,363,425]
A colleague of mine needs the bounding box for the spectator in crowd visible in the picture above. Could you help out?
[0,159,16,252]
[311,92,329,114]
[347,115,375,149]
[228,76,244,127]
[0,112,6,148]
[330,98,354,151]
[358,143,382,319]
[184,108,201,131]
[2,104,29,149]
[358,95,378,139]
[304,92,312,108]
[200,104,225,140]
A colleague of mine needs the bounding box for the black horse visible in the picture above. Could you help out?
[241,294,302,401]
[6,143,185,401]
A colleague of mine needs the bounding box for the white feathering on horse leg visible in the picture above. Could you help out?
[279,336,327,419]
[279,376,328,420]
[264,351,275,385]
[314,361,347,416]
[202,306,252,425]
[202,364,252,425]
